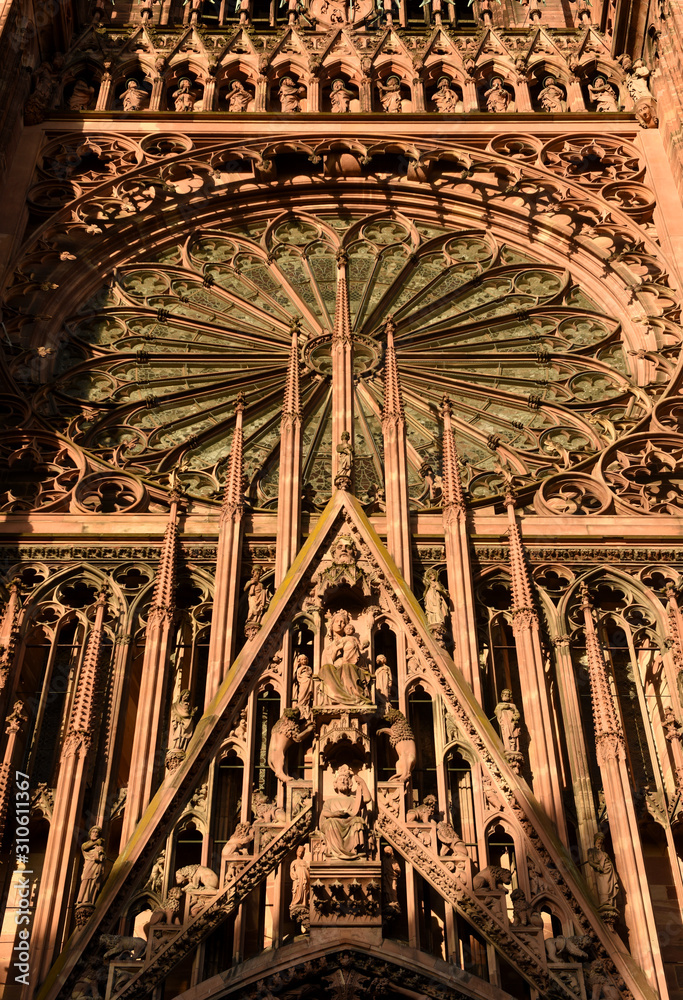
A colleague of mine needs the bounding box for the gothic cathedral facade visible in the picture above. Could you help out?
[1,0,683,998]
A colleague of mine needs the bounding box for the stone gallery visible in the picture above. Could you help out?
[0,0,682,997]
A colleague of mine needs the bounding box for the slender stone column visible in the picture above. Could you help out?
[0,577,21,707]
[505,488,566,837]
[120,497,180,845]
[665,582,683,701]
[275,326,303,587]
[580,586,668,994]
[381,318,412,585]
[440,398,480,699]
[0,699,27,842]
[205,395,246,704]
[331,249,354,487]
[31,594,107,988]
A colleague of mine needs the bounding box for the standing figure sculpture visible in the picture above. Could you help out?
[423,569,449,628]
[587,833,619,923]
[335,431,354,488]
[432,77,461,113]
[484,78,512,112]
[319,765,372,860]
[120,79,149,111]
[377,75,403,113]
[69,79,95,111]
[169,690,197,752]
[293,653,314,720]
[245,567,269,634]
[625,60,652,101]
[538,76,566,113]
[227,80,251,111]
[172,78,196,112]
[374,653,393,708]
[494,689,521,754]
[279,76,306,112]
[330,78,355,113]
[289,845,310,925]
[588,77,619,112]
[76,826,106,907]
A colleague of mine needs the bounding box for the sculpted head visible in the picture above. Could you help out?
[333,764,354,793]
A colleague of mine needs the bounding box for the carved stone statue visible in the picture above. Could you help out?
[279,76,306,112]
[317,610,372,708]
[377,709,416,783]
[585,959,622,1000]
[407,794,436,823]
[76,826,106,907]
[245,567,269,632]
[172,78,196,112]
[494,689,521,754]
[432,76,461,113]
[545,934,592,962]
[330,78,354,113]
[142,887,183,936]
[293,653,314,720]
[319,765,371,860]
[222,822,255,856]
[510,888,543,927]
[169,689,197,751]
[267,707,314,782]
[146,850,166,894]
[587,833,619,921]
[484,78,512,113]
[377,75,402,113]
[119,79,149,111]
[625,60,652,101]
[538,75,566,113]
[69,80,95,111]
[588,77,619,112]
[251,789,285,823]
[100,934,146,962]
[176,864,219,892]
[227,80,251,111]
[289,845,310,925]
[423,569,449,628]
[381,845,401,917]
[335,431,354,487]
[472,865,512,893]
[374,654,393,708]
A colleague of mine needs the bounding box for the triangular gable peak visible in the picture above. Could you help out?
[42,492,654,1000]
[371,27,413,61]
[214,26,260,63]
[420,26,461,63]
[525,26,571,64]
[317,26,358,63]
[111,23,159,61]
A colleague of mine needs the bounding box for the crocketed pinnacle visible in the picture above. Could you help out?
[0,578,21,675]
[282,321,302,422]
[221,392,246,520]
[333,249,351,344]
[62,592,107,757]
[580,584,624,751]
[441,396,466,513]
[505,486,536,618]
[149,500,179,622]
[382,317,405,424]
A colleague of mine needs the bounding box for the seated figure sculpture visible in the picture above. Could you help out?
[319,764,372,860]
[317,609,372,708]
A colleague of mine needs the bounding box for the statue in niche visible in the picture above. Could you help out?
[538,75,566,113]
[119,79,149,112]
[267,707,314,783]
[423,569,449,628]
[587,833,619,920]
[432,76,461,113]
[494,689,521,754]
[279,76,306,112]
[374,654,393,709]
[245,567,269,632]
[293,653,314,720]
[335,431,354,487]
[330,78,355,113]
[377,709,416,783]
[317,609,372,708]
[69,80,95,111]
[169,689,197,751]
[319,764,372,860]
[588,77,619,112]
[381,845,401,917]
[625,60,653,101]
[76,826,106,907]
[172,78,197,112]
[227,80,251,112]
[484,78,512,113]
[377,75,403,113]
[289,846,310,924]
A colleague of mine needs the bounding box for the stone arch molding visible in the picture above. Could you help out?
[3,131,681,513]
